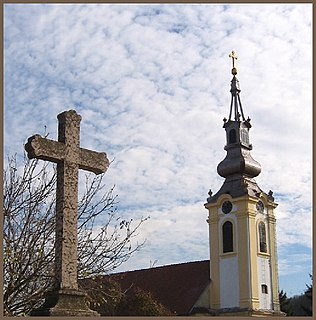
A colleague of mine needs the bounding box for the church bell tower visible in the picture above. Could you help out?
[204,51,283,316]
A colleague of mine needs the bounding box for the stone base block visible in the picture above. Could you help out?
[30,288,99,316]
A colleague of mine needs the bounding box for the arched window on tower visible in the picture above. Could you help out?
[228,129,237,144]
[222,221,234,253]
[258,222,267,253]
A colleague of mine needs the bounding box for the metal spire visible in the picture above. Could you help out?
[227,50,246,122]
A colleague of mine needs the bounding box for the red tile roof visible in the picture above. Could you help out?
[110,260,210,315]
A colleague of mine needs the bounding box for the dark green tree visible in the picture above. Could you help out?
[279,289,292,316]
[301,274,312,316]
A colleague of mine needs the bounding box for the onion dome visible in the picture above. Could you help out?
[217,51,261,179]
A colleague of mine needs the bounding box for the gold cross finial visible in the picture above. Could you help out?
[229,50,238,75]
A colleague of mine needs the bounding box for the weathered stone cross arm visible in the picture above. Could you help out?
[80,148,108,174]
[25,135,66,163]
[25,135,109,174]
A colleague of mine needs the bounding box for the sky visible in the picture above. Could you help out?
[4,4,312,298]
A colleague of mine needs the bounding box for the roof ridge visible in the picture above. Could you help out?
[111,259,209,275]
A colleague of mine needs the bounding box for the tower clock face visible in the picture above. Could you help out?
[256,200,264,213]
[222,201,233,214]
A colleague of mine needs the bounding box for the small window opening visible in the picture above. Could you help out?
[223,221,233,253]
[229,129,237,144]
[261,284,268,294]
[259,222,267,253]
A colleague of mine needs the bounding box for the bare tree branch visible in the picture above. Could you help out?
[3,155,148,316]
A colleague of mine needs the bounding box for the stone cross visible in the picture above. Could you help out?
[25,110,109,316]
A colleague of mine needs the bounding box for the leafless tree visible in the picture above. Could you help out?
[3,155,148,316]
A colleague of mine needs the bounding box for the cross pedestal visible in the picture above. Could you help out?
[25,110,109,316]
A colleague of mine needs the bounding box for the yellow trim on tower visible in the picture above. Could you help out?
[205,192,281,314]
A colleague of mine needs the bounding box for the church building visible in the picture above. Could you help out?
[100,51,284,316]
[203,51,282,316]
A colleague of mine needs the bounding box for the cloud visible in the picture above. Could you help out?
[116,203,209,271]
[4,3,312,296]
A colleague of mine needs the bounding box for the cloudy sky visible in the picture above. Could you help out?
[4,4,312,297]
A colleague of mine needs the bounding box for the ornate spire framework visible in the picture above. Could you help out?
[207,51,262,203]
[227,50,246,121]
